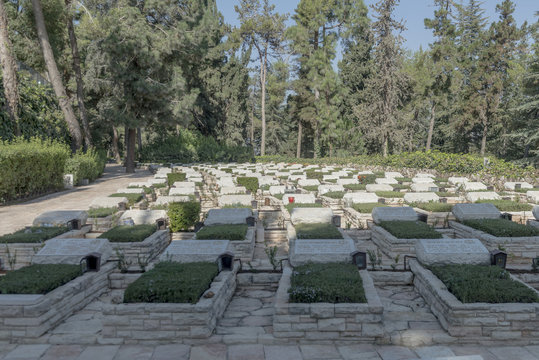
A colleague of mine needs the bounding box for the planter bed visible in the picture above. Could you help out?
[0,262,115,342]
[273,263,384,342]
[343,207,373,229]
[414,208,456,228]
[101,261,239,344]
[410,259,539,344]
[87,209,124,232]
[449,220,539,266]
[195,224,255,260]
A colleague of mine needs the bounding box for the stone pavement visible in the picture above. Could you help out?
[0,165,153,235]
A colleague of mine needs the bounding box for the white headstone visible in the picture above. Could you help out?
[218,194,252,207]
[289,174,307,181]
[463,182,488,191]
[366,184,393,192]
[217,177,235,188]
[172,181,196,189]
[259,176,279,186]
[89,197,126,209]
[404,192,440,204]
[322,175,339,181]
[318,184,345,195]
[116,188,145,194]
[32,238,112,265]
[465,191,501,202]
[532,205,539,221]
[372,206,417,224]
[411,183,439,192]
[337,178,359,185]
[120,210,167,225]
[504,182,533,190]
[385,172,403,178]
[219,186,246,195]
[343,192,379,205]
[33,210,88,227]
[169,187,196,196]
[448,177,469,185]
[416,238,490,266]
[269,185,286,195]
[291,239,355,266]
[452,203,501,221]
[415,173,435,178]
[205,208,252,226]
[63,174,74,189]
[148,178,166,185]
[290,207,334,224]
[529,191,539,204]
[159,240,229,263]
[375,177,398,185]
[154,196,191,205]
[282,193,316,205]
[412,177,436,184]
[128,181,151,188]
[298,179,321,187]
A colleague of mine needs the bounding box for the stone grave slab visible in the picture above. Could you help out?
[527,191,539,203]
[115,188,145,194]
[269,185,286,195]
[375,178,398,185]
[172,181,196,189]
[119,210,167,225]
[415,173,435,178]
[259,176,279,186]
[89,197,127,209]
[452,203,500,221]
[318,184,345,195]
[385,172,403,178]
[290,207,334,224]
[205,208,253,226]
[128,181,151,188]
[154,196,191,206]
[504,182,533,190]
[159,240,229,263]
[343,192,379,205]
[33,210,88,227]
[404,192,439,204]
[411,183,439,192]
[282,193,316,205]
[412,177,435,184]
[447,176,469,185]
[217,177,235,188]
[416,238,490,266]
[372,206,417,224]
[465,191,501,202]
[322,175,339,181]
[337,178,359,185]
[291,239,355,266]
[219,186,246,195]
[298,179,321,187]
[218,194,252,207]
[463,182,487,191]
[366,184,393,192]
[32,238,112,265]
[148,178,167,185]
[288,174,307,181]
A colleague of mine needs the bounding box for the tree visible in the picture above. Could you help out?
[31,0,82,150]
[234,0,287,156]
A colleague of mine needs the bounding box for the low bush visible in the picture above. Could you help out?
[395,177,412,182]
[289,263,366,303]
[305,170,327,181]
[356,174,377,184]
[123,262,218,304]
[379,221,443,239]
[343,184,366,190]
[168,201,201,232]
[285,203,323,213]
[352,203,387,213]
[302,185,319,192]
[463,218,539,237]
[0,264,82,294]
[236,177,259,194]
[167,172,186,186]
[515,187,539,193]
[64,148,106,185]
[475,200,533,212]
[430,265,539,303]
[0,226,68,243]
[375,191,404,198]
[87,207,117,218]
[99,225,156,243]
[412,202,453,212]
[391,184,409,190]
[109,193,143,206]
[196,224,248,240]
[295,223,342,239]
[152,183,168,189]
[322,191,345,199]
[273,193,284,200]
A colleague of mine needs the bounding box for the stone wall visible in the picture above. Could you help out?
[410,259,539,345]
[413,208,456,228]
[0,262,115,342]
[370,224,417,259]
[342,207,372,230]
[101,263,239,344]
[273,266,384,342]
[109,230,170,271]
[228,226,256,261]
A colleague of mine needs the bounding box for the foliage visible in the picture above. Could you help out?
[123,262,218,304]
[289,263,366,303]
[379,221,443,239]
[168,201,201,232]
[375,191,404,198]
[99,225,156,243]
[430,265,539,303]
[196,224,248,241]
[109,193,143,207]
[295,223,342,239]
[236,177,259,194]
[302,185,319,192]
[344,183,367,190]
[0,264,82,294]
[475,200,533,212]
[64,148,106,185]
[167,172,187,186]
[412,202,453,212]
[322,191,345,199]
[0,226,68,244]
[285,203,323,213]
[87,207,118,218]
[351,203,387,213]
[463,218,539,237]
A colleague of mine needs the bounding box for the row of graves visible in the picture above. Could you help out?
[0,161,537,347]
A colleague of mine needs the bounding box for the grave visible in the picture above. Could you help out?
[465,191,501,202]
[412,177,435,184]
[343,192,379,205]
[337,178,359,185]
[172,181,196,189]
[89,197,127,209]
[527,191,539,203]
[218,194,252,207]
[411,183,439,192]
[219,186,246,195]
[154,195,191,205]
[372,206,417,224]
[318,184,345,195]
[204,208,253,226]
[385,172,403,178]
[298,179,320,187]
[159,240,230,263]
[452,203,500,221]
[415,238,490,266]
[404,192,439,204]
[115,188,145,194]
[448,176,469,185]
[119,210,168,225]
[375,177,398,185]
[290,207,333,224]
[366,183,393,192]
[269,185,286,195]
[463,182,487,191]
[32,238,112,265]
[282,193,316,205]
[33,210,88,227]
[504,182,533,190]
[289,238,356,266]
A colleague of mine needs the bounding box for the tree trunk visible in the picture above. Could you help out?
[112,126,121,164]
[260,54,267,156]
[426,102,435,151]
[125,128,136,173]
[249,99,254,146]
[296,121,302,158]
[136,127,142,152]
[383,133,388,157]
[32,0,82,150]
[480,109,487,156]
[65,0,91,149]
[0,0,20,136]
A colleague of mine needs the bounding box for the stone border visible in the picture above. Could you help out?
[410,259,539,344]
[228,226,256,260]
[449,221,539,265]
[109,229,170,271]
[0,262,115,342]
[342,207,372,230]
[273,265,384,342]
[413,208,455,227]
[370,224,444,260]
[101,262,239,344]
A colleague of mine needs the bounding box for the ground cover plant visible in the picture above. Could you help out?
[123,262,219,303]
[196,224,248,240]
[322,191,345,199]
[295,223,342,239]
[395,177,412,182]
[351,203,388,213]
[429,265,539,303]
[273,193,284,200]
[168,201,201,232]
[412,202,453,212]
[88,207,117,218]
[378,221,443,239]
[515,187,539,193]
[357,174,377,184]
[475,199,533,212]
[343,183,366,190]
[289,263,366,303]
[375,191,405,198]
[0,226,68,243]
[99,225,156,242]
[167,172,186,186]
[109,193,143,207]
[463,218,539,237]
[285,202,323,213]
[0,264,82,294]
[236,177,259,193]
[302,185,319,192]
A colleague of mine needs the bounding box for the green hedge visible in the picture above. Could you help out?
[64,148,106,185]
[285,203,323,212]
[236,177,259,193]
[168,201,201,231]
[289,263,366,303]
[0,226,68,243]
[412,202,453,212]
[463,218,539,237]
[475,200,533,212]
[99,225,156,243]
[379,221,443,239]
[322,191,345,199]
[123,262,218,303]
[0,137,70,203]
[295,223,342,239]
[375,191,404,198]
[0,264,82,294]
[87,207,117,218]
[430,265,539,303]
[343,184,367,190]
[196,224,248,240]
[302,185,319,191]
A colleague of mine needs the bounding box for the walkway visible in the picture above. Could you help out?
[0,165,153,236]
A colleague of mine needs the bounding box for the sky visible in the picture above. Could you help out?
[215,0,538,52]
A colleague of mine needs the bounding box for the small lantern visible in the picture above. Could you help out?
[194,221,204,232]
[501,212,512,221]
[490,250,507,269]
[440,197,447,204]
[288,196,295,204]
[246,216,256,227]
[264,198,270,206]
[218,252,235,271]
[351,251,367,270]
[378,198,386,204]
[122,218,135,226]
[332,215,341,228]
[118,202,127,211]
[67,218,81,230]
[417,213,428,223]
[251,200,258,209]
[156,218,167,230]
[80,252,101,272]
[515,183,522,190]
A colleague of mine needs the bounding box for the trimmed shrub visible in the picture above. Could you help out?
[99,225,156,243]
[295,223,342,239]
[88,207,117,218]
[379,221,443,239]
[0,264,82,294]
[375,191,404,198]
[123,262,218,303]
[463,218,539,237]
[352,203,387,213]
[237,177,259,193]
[475,200,533,212]
[196,224,248,240]
[289,263,366,303]
[302,185,319,192]
[168,201,201,232]
[167,172,186,186]
[430,265,539,303]
[0,226,68,244]
[412,202,453,212]
[343,184,367,190]
[64,148,106,185]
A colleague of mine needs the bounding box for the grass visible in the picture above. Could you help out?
[0,264,82,294]
[88,207,117,218]
[152,183,168,189]
[391,184,410,190]
[302,185,319,192]
[295,223,343,239]
[351,203,387,213]
[430,265,539,303]
[514,187,539,193]
[463,218,539,237]
[412,202,453,212]
[322,191,345,199]
[285,203,323,213]
[375,191,404,198]
[378,221,443,239]
[123,262,218,304]
[289,263,366,303]
[99,225,156,242]
[475,200,533,212]
[343,184,366,191]
[0,226,68,244]
[167,172,186,186]
[196,224,248,240]
[109,193,143,207]
[273,193,284,200]
[395,177,412,182]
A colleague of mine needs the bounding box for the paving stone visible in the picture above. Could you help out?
[76,345,120,360]
[151,344,190,360]
[264,345,303,360]
[376,346,419,360]
[300,345,341,359]
[414,346,455,359]
[526,346,539,357]
[449,346,503,360]
[113,345,154,360]
[240,316,273,327]
[189,344,227,360]
[408,321,443,330]
[41,345,84,360]
[338,345,382,360]
[228,344,265,360]
[4,345,50,360]
[487,346,538,360]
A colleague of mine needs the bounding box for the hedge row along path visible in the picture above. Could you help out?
[0,164,153,236]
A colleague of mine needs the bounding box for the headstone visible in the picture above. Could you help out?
[119,210,167,225]
[366,184,393,192]
[282,193,316,205]
[415,173,435,178]
[63,174,74,189]
[375,177,398,185]
[219,186,246,195]
[452,203,501,221]
[269,185,286,195]
[343,192,379,205]
[128,181,151,188]
[322,175,339,181]
[504,182,533,191]
[205,208,253,226]
[33,210,88,227]
[217,177,235,188]
[404,192,439,204]
[32,238,112,265]
[172,181,196,189]
[148,178,167,185]
[318,184,345,195]
[298,179,320,187]
[385,172,403,178]
[416,238,490,266]
[116,188,145,194]
[154,196,191,206]
[291,239,356,266]
[372,206,417,224]
[288,174,307,181]
[465,191,501,202]
[218,194,252,207]
[412,177,436,184]
[337,178,359,185]
[159,240,230,263]
[411,183,439,192]
[448,177,469,185]
[463,182,488,191]
[290,207,334,224]
[258,176,279,187]
[89,197,127,209]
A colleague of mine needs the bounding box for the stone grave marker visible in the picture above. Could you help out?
[159,240,229,263]
[343,192,379,205]
[33,210,88,227]
[290,238,356,266]
[269,185,286,195]
[404,192,439,204]
[318,184,345,195]
[32,238,112,265]
[372,206,417,224]
[119,210,167,225]
[465,191,501,202]
[504,182,533,191]
[366,184,393,192]
[416,238,490,266]
[463,182,487,191]
[411,183,439,192]
[290,207,333,224]
[448,177,469,185]
[116,188,145,194]
[219,186,247,195]
[218,194,252,207]
[385,172,403,178]
[205,208,253,226]
[282,193,316,205]
[154,196,191,206]
[375,178,398,185]
[89,197,127,209]
[452,203,500,221]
